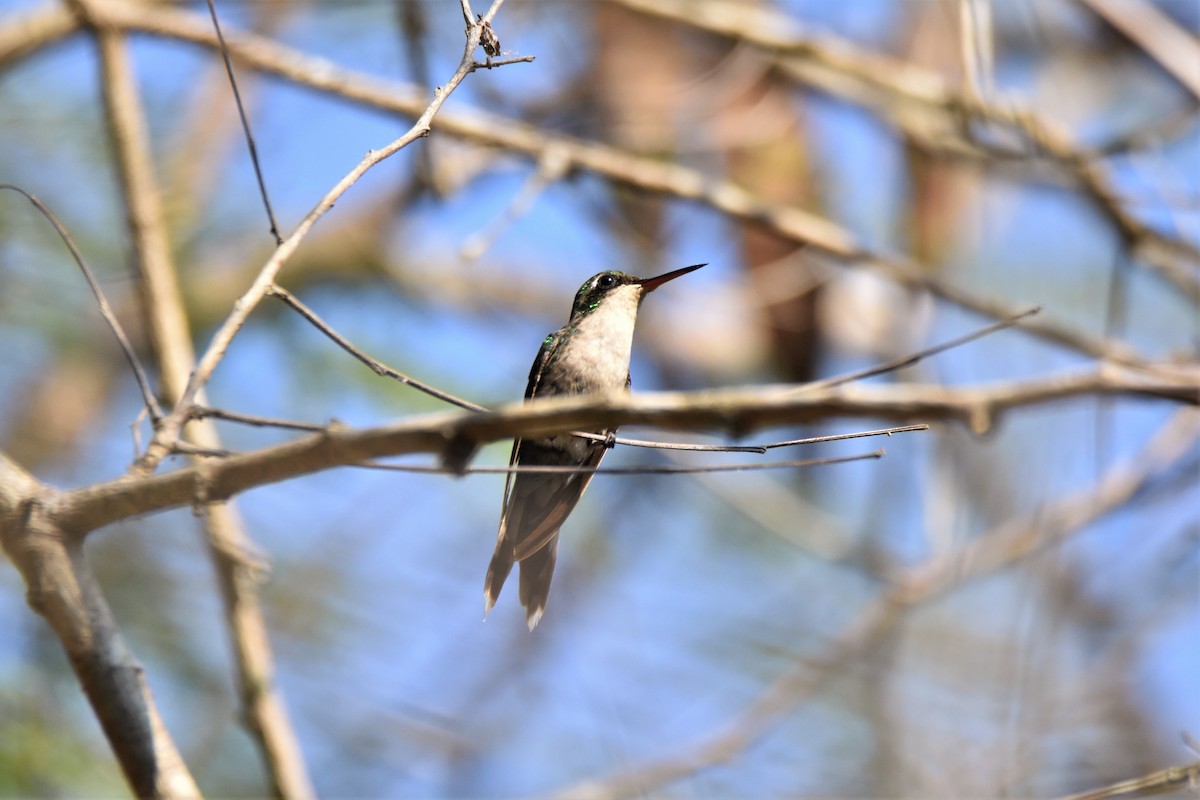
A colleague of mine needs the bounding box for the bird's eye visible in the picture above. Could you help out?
[598,274,616,288]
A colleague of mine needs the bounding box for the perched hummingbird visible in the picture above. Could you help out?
[484,263,706,630]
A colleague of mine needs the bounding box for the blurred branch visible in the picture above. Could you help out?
[1056,760,1200,800]
[548,408,1200,800]
[897,408,1200,594]
[0,4,75,65]
[1076,0,1200,101]
[46,371,1198,535]
[36,0,1181,372]
[86,8,314,796]
[0,454,200,798]
[609,0,1200,302]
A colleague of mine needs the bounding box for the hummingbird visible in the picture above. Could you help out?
[483,263,706,630]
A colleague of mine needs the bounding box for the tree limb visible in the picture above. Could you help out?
[0,454,201,799]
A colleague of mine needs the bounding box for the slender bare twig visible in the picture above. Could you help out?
[268,284,485,412]
[472,54,536,70]
[763,424,930,449]
[799,306,1043,393]
[0,184,162,422]
[195,406,329,432]
[205,0,282,245]
[358,450,884,476]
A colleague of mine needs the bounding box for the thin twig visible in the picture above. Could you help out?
[472,54,536,69]
[268,284,485,412]
[1,184,163,423]
[194,406,329,432]
[763,424,929,449]
[205,0,282,245]
[798,306,1042,393]
[357,450,884,475]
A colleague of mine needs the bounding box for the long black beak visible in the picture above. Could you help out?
[637,263,706,293]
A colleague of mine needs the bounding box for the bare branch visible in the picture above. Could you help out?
[1077,0,1200,101]
[46,373,1197,536]
[0,454,201,799]
[610,0,1200,302]
[0,4,75,66]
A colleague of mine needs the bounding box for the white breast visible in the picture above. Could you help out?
[566,283,642,394]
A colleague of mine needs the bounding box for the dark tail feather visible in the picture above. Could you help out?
[518,534,559,630]
[483,540,515,618]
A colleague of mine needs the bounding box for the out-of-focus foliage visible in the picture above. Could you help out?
[0,0,1196,796]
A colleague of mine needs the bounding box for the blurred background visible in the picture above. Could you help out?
[1,0,1197,796]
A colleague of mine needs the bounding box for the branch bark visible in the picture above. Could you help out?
[41,368,1198,537]
[0,455,201,798]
